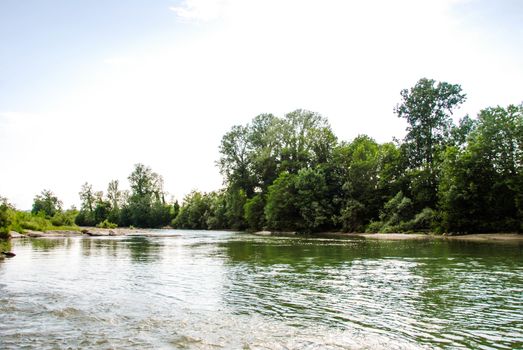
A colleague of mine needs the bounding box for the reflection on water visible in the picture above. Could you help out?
[0,239,12,253]
[0,231,522,349]
[80,236,161,262]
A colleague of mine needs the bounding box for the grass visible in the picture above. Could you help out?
[8,211,80,234]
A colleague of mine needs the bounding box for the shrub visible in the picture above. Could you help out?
[96,219,118,229]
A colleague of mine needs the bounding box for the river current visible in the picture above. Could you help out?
[0,231,522,349]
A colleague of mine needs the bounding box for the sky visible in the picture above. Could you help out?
[0,0,522,210]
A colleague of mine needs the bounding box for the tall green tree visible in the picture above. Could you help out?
[395,78,466,209]
[218,125,255,196]
[106,180,122,223]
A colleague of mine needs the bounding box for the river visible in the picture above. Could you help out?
[1,231,522,349]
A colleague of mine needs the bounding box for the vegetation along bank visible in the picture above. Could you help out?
[1,78,522,238]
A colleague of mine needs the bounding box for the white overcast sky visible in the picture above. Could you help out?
[0,0,522,209]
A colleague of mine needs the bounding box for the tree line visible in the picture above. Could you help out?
[1,78,522,236]
[176,78,523,234]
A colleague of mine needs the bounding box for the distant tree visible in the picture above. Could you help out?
[126,163,170,227]
[32,189,62,217]
[0,196,13,233]
[76,183,96,226]
[79,182,95,212]
[106,180,122,224]
[173,191,211,229]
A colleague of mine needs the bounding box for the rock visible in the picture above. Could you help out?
[45,230,82,236]
[83,230,109,236]
[24,230,46,237]
[8,231,25,239]
[23,230,82,238]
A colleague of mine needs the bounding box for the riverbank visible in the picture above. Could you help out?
[318,232,523,242]
[4,227,180,239]
[4,228,522,242]
[253,231,523,242]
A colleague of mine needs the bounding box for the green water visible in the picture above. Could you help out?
[0,231,522,349]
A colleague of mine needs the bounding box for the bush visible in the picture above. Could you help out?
[96,219,118,229]
[366,220,383,233]
[338,199,366,232]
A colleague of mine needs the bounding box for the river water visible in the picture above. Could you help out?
[0,231,522,349]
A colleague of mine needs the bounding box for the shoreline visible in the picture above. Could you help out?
[4,228,523,243]
[253,231,523,242]
[313,232,523,242]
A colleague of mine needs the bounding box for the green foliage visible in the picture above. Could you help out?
[438,104,523,233]
[338,199,366,232]
[294,167,335,232]
[225,188,247,230]
[32,189,62,217]
[244,194,266,231]
[396,78,466,169]
[172,191,212,229]
[265,172,300,231]
[50,209,77,227]
[4,209,79,233]
[96,219,117,229]
[8,80,518,235]
[336,135,383,230]
[395,78,466,210]
[0,196,12,236]
[367,192,414,233]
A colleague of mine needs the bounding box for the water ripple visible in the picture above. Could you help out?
[0,232,522,349]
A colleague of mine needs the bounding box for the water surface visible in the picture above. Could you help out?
[1,231,522,349]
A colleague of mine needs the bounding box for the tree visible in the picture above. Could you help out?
[264,167,334,233]
[0,196,12,234]
[79,182,95,212]
[248,114,283,192]
[218,125,255,196]
[106,180,122,224]
[225,188,247,230]
[32,189,62,217]
[280,109,337,173]
[244,193,266,231]
[396,78,466,168]
[337,135,382,230]
[172,191,211,229]
[265,172,300,231]
[438,104,523,233]
[395,78,466,209]
[126,164,170,227]
[294,167,334,232]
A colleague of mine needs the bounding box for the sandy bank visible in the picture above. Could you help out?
[316,232,523,242]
